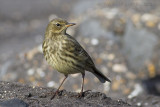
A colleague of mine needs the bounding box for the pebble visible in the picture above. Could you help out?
[37,44,43,53]
[91,38,99,45]
[103,82,110,92]
[27,69,35,76]
[71,73,80,78]
[107,54,115,60]
[104,8,118,19]
[0,98,28,107]
[126,72,136,80]
[112,64,127,73]
[128,84,143,99]
[47,81,56,87]
[147,63,156,78]
[141,13,158,22]
[36,68,45,77]
[137,102,141,106]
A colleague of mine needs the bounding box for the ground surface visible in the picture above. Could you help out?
[0,81,131,107]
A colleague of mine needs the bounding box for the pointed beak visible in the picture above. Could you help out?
[65,23,76,27]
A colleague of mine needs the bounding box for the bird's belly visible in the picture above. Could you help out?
[45,52,83,75]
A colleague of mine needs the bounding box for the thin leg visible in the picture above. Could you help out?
[51,75,68,99]
[79,73,85,97]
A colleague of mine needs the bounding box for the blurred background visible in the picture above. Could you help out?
[0,0,160,106]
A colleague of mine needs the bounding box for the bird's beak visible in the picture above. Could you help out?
[65,23,76,27]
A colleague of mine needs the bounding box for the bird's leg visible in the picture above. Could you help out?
[51,75,68,99]
[78,73,85,97]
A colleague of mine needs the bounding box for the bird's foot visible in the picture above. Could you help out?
[77,92,84,98]
[50,91,59,100]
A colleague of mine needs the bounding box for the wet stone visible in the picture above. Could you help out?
[0,98,29,107]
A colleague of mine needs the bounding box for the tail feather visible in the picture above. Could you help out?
[92,67,111,83]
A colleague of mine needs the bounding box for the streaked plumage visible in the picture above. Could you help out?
[42,18,111,99]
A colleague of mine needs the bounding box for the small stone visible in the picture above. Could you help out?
[103,82,110,92]
[29,76,35,82]
[126,72,136,80]
[147,63,156,78]
[96,58,103,64]
[47,81,55,87]
[71,74,79,78]
[123,88,131,95]
[37,44,43,53]
[104,8,118,19]
[132,14,141,24]
[137,102,141,106]
[128,84,143,99]
[0,98,28,107]
[112,64,127,73]
[141,14,158,22]
[91,38,99,45]
[18,78,25,84]
[111,80,120,91]
[146,21,156,28]
[27,69,35,76]
[36,68,45,78]
[107,54,115,60]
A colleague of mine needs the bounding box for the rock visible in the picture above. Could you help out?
[123,21,158,71]
[0,98,28,107]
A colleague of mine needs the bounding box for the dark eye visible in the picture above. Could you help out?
[56,23,61,27]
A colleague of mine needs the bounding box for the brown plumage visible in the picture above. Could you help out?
[42,18,111,99]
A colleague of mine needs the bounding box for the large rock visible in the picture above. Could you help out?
[122,21,158,71]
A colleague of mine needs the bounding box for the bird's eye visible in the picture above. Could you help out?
[56,23,61,27]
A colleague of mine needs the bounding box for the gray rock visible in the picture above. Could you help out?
[0,98,28,107]
[122,21,158,70]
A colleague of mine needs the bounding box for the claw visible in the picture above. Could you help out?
[50,91,59,100]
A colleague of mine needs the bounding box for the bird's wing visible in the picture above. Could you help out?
[64,36,95,68]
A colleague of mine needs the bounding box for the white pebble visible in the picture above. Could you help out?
[27,69,35,76]
[112,64,127,73]
[37,44,43,53]
[107,54,115,60]
[104,8,118,19]
[137,102,141,106]
[71,74,80,78]
[103,82,110,92]
[141,13,158,22]
[128,84,143,99]
[47,81,55,87]
[36,68,45,77]
[91,38,99,45]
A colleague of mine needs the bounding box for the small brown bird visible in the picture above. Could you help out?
[42,18,111,99]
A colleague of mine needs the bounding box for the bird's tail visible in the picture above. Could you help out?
[92,67,111,83]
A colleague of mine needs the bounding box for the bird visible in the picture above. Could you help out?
[42,18,111,99]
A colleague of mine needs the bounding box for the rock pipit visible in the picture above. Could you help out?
[42,18,111,99]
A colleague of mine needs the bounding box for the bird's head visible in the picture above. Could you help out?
[47,18,76,34]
